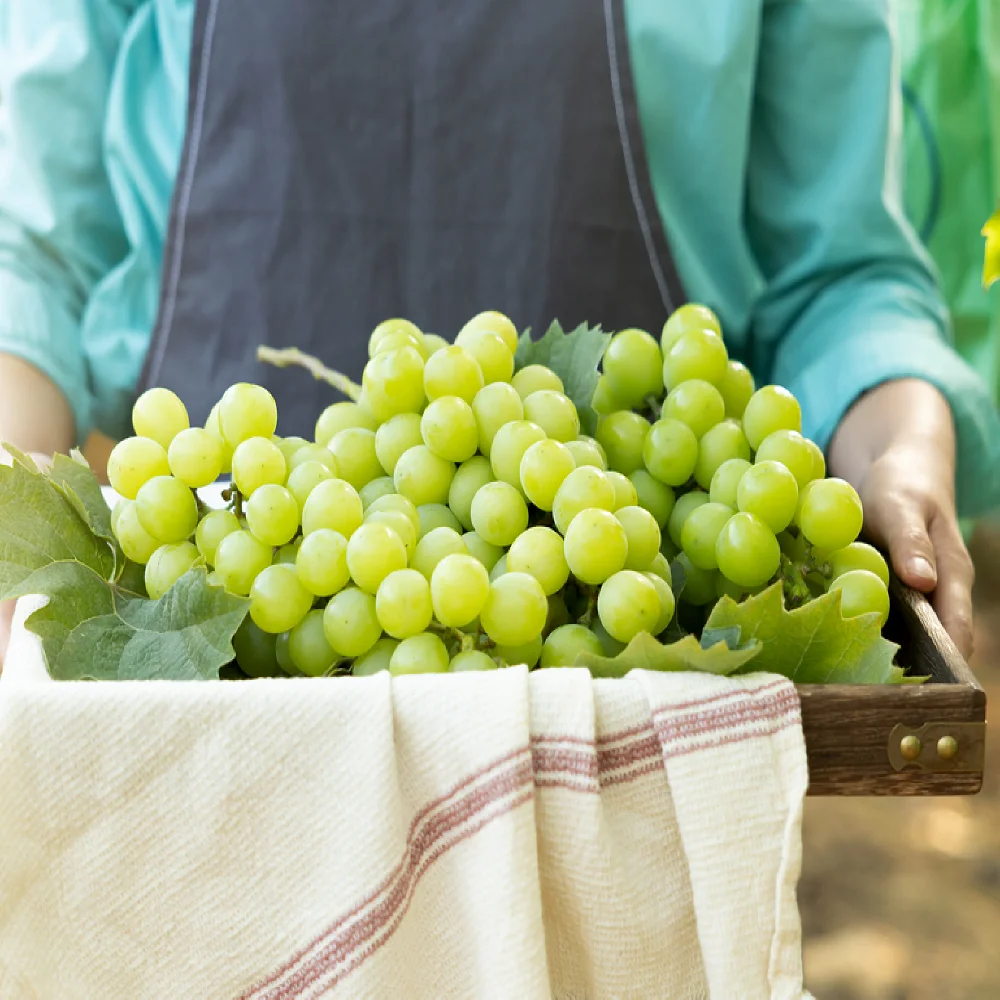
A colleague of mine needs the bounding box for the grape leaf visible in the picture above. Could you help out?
[704,583,904,684]
[574,629,761,678]
[514,320,611,436]
[48,451,116,547]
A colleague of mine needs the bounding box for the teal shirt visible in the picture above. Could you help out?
[2,0,998,514]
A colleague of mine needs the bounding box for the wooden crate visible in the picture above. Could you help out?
[801,580,986,795]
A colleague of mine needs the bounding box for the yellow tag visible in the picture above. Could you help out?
[982,210,1000,288]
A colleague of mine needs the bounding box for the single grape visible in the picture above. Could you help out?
[288,443,338,475]
[714,574,748,602]
[135,475,198,543]
[718,360,755,419]
[649,551,672,582]
[418,503,463,538]
[805,438,826,481]
[421,395,479,462]
[107,437,170,500]
[643,418,699,486]
[661,303,722,354]
[490,420,547,491]
[671,552,716,605]
[596,411,650,474]
[411,526,468,579]
[564,508,628,585]
[593,619,626,656]
[493,634,543,668]
[615,505,662,571]
[366,492,421,536]
[592,374,625,417]
[132,387,189,450]
[204,402,234,473]
[606,471,639,510]
[470,481,529,547]
[274,539,301,565]
[323,587,382,657]
[462,531,503,572]
[361,345,425,422]
[454,328,514,384]
[423,345,485,403]
[471,382,524,456]
[520,439,576,511]
[663,379,726,439]
[295,528,350,596]
[274,632,297,675]
[166,427,222,488]
[828,542,890,587]
[314,400,376,447]
[346,522,408,594]
[522,390,580,442]
[115,500,161,563]
[449,456,495,530]
[602,328,664,407]
[715,512,780,588]
[512,364,563,399]
[564,437,607,470]
[359,476,397,510]
[644,572,676,634]
[598,571,662,643]
[301,478,364,538]
[754,430,816,489]
[507,526,569,595]
[245,484,299,547]
[798,477,863,551]
[545,592,571,633]
[287,461,334,513]
[353,636,399,676]
[431,553,491,627]
[489,554,508,582]
[374,329,426,357]
[667,489,710,549]
[540,624,604,667]
[218,383,278,447]
[394,445,455,506]
[459,310,519,353]
[628,469,675,527]
[374,413,424,475]
[663,329,728,390]
[233,618,282,678]
[451,650,499,671]
[249,564,313,634]
[741,385,802,451]
[481,572,548,646]
[390,632,451,675]
[287,610,342,677]
[709,457,752,509]
[829,569,890,625]
[680,501,734,570]
[376,568,433,638]
[231,436,287,497]
[328,427,384,490]
[369,318,423,355]
[736,460,799,534]
[552,466,615,534]
[144,541,199,600]
[693,419,750,490]
[366,509,417,560]
[214,529,273,596]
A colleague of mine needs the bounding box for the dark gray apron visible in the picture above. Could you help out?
[142,0,685,437]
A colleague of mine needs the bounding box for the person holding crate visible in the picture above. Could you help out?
[0,0,996,663]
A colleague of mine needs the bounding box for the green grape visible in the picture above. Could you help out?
[489,554,508,582]
[564,508,628,585]
[231,436,287,497]
[288,609,341,676]
[296,528,350,595]
[115,500,161,563]
[373,329,426,357]
[329,427,384,490]
[507,526,569,595]
[672,553,717,605]
[545,592,571,633]
[564,437,607,470]
[301,478,364,538]
[715,512,780,588]
[233,618,282,678]
[552,466,615,534]
[144,541,199,600]
[644,572,676,634]
[249,564,313,634]
[663,379,726,439]
[718,360,755,419]
[369,317,423,356]
[628,469,675,527]
[606,471,639,510]
[132,387,189,449]
[602,328,664,407]
[667,490,710,549]
[798,478,863,551]
[353,636,399,675]
[346,522,408,594]
[462,531,503,572]
[361,345,426,423]
[828,542,890,587]
[287,461,334,512]
[288,443,338,475]
[274,632,297,675]
[110,497,128,537]
[421,395,479,462]
[418,503,463,537]
[204,401,234,471]
[828,569,890,625]
[393,445,455,506]
[135,475,198,543]
[661,303,722,354]
[709,457,752,509]
[615,505,662,571]
[597,571,661,643]
[214,529,273,596]
[512,364,563,399]
[218,383,278,447]
[680,501,734,570]
[195,509,241,565]
[275,540,301,565]
[805,438,826,481]
[107,436,170,500]
[430,553,491,627]
[540,624,604,667]
[314,401,377,447]
[593,619,626,656]
[649,551,672,582]
[359,476,397,509]
[451,650,499,671]
[519,439,575,511]
[366,492,421,536]
[423,345,485,403]
[448,456,494,530]
[661,534,680,560]
[490,420,547,490]
[376,568,433,638]
[454,328,514,384]
[412,526,468,579]
[741,385,802,451]
[472,382,524,456]
[481,572,548,646]
[592,375,624,417]
[460,310,519,354]
[736,460,799,533]
[166,427,223,488]
[522,390,580,442]
[389,632,450,675]
[596,411,650,474]
[754,430,816,488]
[470,480,528,547]
[323,587,382,657]
[663,329,728,390]
[642,418,699,487]
[374,413,424,474]
[366,509,417,560]
[245,484,299,546]
[493,634,543,668]
[714,574,748,602]
[693,419,750,490]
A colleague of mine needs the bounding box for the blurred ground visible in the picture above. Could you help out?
[800,523,1000,1000]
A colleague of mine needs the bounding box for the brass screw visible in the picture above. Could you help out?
[937,735,959,761]
[900,734,922,761]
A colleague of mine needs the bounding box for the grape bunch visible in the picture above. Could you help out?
[106,304,889,679]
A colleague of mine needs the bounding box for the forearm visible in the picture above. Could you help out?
[0,354,75,457]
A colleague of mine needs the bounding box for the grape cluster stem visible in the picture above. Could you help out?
[257,345,362,402]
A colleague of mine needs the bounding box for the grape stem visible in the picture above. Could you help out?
[780,554,813,609]
[256,345,362,401]
[222,485,244,519]
[643,394,663,421]
[428,621,473,647]
[577,586,598,628]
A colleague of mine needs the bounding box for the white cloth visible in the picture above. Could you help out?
[0,597,810,999]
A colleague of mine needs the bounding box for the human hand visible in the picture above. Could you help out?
[828,378,974,658]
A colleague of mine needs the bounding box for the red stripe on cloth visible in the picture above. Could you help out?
[661,709,801,761]
[655,689,801,751]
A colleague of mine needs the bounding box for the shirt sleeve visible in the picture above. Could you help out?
[0,0,136,444]
[746,0,1000,518]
